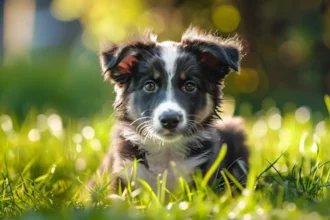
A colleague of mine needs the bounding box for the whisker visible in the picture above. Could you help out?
[141,109,154,116]
[130,116,152,126]
[136,121,150,135]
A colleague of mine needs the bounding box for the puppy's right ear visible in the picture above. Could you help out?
[99,34,157,84]
[99,43,138,84]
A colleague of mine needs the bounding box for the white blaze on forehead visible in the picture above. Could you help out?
[159,41,180,79]
[158,41,180,102]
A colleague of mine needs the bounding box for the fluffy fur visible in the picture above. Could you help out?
[94,27,249,193]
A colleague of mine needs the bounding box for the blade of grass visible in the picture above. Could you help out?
[267,159,285,182]
[220,171,232,197]
[223,169,244,191]
[202,144,227,188]
[138,179,160,208]
[257,153,284,181]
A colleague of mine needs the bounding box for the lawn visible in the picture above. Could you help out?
[1,96,330,219]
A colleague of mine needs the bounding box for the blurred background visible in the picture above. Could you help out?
[1,0,330,120]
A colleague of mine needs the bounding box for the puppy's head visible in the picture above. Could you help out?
[99,27,242,146]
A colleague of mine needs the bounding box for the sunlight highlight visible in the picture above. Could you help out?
[235,68,259,93]
[252,119,268,137]
[0,115,13,132]
[179,201,189,210]
[315,121,326,136]
[75,158,86,171]
[91,139,102,151]
[51,165,57,174]
[212,5,240,33]
[50,0,85,21]
[311,142,318,153]
[28,129,40,142]
[82,126,95,139]
[73,133,83,144]
[299,132,308,153]
[268,114,282,130]
[47,114,63,138]
[76,144,82,153]
[295,106,311,124]
[166,203,173,210]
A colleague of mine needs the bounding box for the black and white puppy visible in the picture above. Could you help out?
[97,27,249,193]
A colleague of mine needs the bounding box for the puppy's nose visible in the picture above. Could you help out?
[159,111,182,130]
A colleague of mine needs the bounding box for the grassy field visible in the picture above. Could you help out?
[1,96,330,219]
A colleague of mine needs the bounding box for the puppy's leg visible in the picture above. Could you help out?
[214,117,249,184]
[88,150,121,193]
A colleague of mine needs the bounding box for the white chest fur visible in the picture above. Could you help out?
[119,149,209,192]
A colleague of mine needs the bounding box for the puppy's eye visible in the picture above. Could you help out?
[183,81,197,93]
[144,80,157,92]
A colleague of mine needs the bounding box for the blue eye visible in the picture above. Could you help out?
[144,80,157,92]
[183,81,197,93]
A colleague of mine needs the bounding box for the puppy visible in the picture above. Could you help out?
[96,27,249,193]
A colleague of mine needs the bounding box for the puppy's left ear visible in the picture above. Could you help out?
[181,28,242,79]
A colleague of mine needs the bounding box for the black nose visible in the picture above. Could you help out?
[159,111,182,130]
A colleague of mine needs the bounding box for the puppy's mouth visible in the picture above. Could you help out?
[160,129,178,136]
[153,128,186,142]
[132,118,193,143]
[156,133,183,143]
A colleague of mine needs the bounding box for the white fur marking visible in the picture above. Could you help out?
[151,42,188,136]
[159,41,179,79]
[160,41,179,102]
[153,101,187,131]
[119,149,210,191]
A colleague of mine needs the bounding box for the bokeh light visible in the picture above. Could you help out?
[50,0,86,21]
[47,114,63,138]
[82,126,95,139]
[212,5,240,33]
[252,119,268,137]
[235,68,259,93]
[73,133,83,144]
[315,121,326,136]
[0,115,13,133]
[179,201,189,210]
[76,144,82,153]
[268,114,282,130]
[28,129,40,142]
[51,0,150,48]
[90,138,102,151]
[279,40,307,66]
[75,157,87,170]
[295,106,311,124]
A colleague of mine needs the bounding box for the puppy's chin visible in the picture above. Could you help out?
[156,133,183,143]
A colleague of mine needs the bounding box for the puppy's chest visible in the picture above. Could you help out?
[121,149,210,191]
[146,150,194,175]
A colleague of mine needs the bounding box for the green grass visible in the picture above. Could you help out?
[1,97,330,219]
